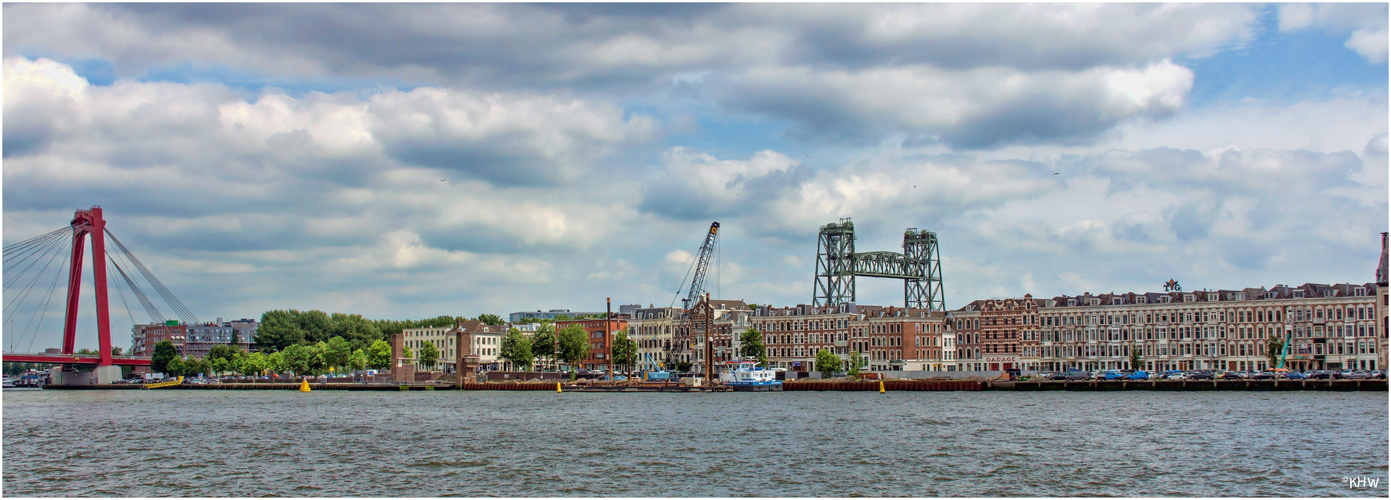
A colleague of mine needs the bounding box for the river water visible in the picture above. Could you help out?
[2,390,1386,497]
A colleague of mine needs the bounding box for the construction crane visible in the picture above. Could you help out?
[669,222,720,374]
[672,222,720,310]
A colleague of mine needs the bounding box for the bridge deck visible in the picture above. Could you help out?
[2,353,151,366]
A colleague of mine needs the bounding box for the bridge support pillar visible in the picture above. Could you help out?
[48,365,122,385]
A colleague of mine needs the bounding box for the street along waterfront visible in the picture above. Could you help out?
[2,390,1385,497]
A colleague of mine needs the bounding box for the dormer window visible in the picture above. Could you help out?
[1235,292,1246,300]
[1183,294,1194,302]
[1208,293,1217,301]
[1112,298,1122,305]
[1323,290,1334,297]
[1294,290,1305,298]
[1355,287,1368,296]
[1067,299,1077,307]
[1267,291,1277,299]
[1090,299,1100,306]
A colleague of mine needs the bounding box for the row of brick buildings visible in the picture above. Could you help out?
[538,234,1391,376]
[130,318,258,358]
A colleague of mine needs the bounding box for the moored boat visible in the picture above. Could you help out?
[718,360,783,391]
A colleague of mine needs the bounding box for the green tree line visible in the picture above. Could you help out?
[149,337,398,379]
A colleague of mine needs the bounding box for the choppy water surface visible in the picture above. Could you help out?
[3,390,1387,497]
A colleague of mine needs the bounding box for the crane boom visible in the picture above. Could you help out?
[668,222,720,372]
[683,222,720,307]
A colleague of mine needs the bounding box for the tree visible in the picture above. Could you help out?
[165,357,187,377]
[324,336,352,372]
[366,339,392,370]
[266,351,287,375]
[815,348,840,379]
[111,346,123,357]
[296,310,334,344]
[348,349,367,372]
[306,342,328,375]
[611,331,637,375]
[557,324,591,374]
[330,313,383,352]
[420,341,440,370]
[1265,334,1285,370]
[210,357,230,377]
[282,343,311,376]
[257,310,307,353]
[478,314,505,326]
[229,330,241,347]
[738,328,767,367]
[185,357,210,378]
[208,344,242,366]
[531,324,557,371]
[151,340,178,374]
[848,351,864,376]
[241,351,267,376]
[1128,341,1142,371]
[673,360,692,373]
[500,328,534,371]
[401,345,413,361]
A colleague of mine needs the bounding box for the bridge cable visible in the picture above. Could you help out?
[3,234,69,353]
[3,229,70,290]
[18,237,71,354]
[2,228,67,275]
[106,253,166,324]
[103,229,198,325]
[2,226,70,258]
[3,232,71,325]
[105,252,146,354]
[105,228,197,324]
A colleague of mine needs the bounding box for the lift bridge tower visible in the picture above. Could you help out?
[813,219,945,311]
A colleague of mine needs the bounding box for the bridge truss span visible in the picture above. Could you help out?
[812,220,945,311]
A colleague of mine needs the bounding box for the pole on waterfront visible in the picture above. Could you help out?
[606,297,614,383]
[704,293,713,383]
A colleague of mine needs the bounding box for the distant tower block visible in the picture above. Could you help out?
[812,219,945,311]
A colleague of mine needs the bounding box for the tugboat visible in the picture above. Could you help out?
[718,360,783,391]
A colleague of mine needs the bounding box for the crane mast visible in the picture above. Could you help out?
[683,222,720,308]
[670,222,720,374]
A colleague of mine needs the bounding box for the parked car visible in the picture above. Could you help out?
[1250,371,1274,380]
[1371,370,1386,380]
[1220,371,1244,380]
[1189,370,1214,381]
[1127,370,1150,381]
[1165,371,1188,381]
[1102,370,1126,381]
[1305,370,1331,380]
[1064,370,1091,381]
[1347,370,1370,380]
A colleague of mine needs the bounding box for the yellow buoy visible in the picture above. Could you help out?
[556,382,562,393]
[879,380,885,393]
[300,379,311,392]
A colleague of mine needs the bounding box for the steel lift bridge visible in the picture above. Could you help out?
[813,218,946,311]
[3,207,199,384]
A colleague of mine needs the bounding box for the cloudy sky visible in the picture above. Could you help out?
[3,3,1387,352]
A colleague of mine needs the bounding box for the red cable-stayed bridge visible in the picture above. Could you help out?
[4,207,198,376]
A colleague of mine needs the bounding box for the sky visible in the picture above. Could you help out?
[2,3,1387,353]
